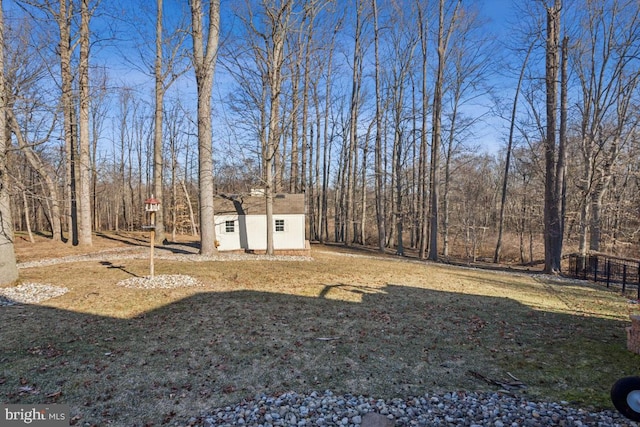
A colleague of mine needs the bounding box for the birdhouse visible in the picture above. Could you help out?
[144,196,161,212]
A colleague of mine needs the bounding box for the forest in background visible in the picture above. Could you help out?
[2,0,640,270]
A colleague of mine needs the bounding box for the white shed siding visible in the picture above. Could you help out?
[272,214,306,249]
[215,214,241,251]
[215,213,306,252]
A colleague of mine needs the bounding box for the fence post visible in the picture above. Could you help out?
[623,264,627,293]
[637,263,640,300]
[607,260,611,288]
[583,256,588,280]
[594,256,598,283]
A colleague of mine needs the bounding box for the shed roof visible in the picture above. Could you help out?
[214,193,305,216]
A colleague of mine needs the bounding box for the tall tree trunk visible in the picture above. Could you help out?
[394,128,403,256]
[442,99,457,258]
[171,136,177,241]
[373,0,385,252]
[590,170,613,251]
[558,35,568,252]
[90,74,107,233]
[263,0,293,255]
[543,0,562,273]
[78,0,92,246]
[494,42,533,263]
[410,84,418,249]
[289,61,300,193]
[312,85,321,241]
[153,0,166,243]
[189,0,219,256]
[320,32,335,244]
[21,186,34,243]
[417,0,429,259]
[429,0,460,261]
[181,180,198,236]
[345,0,364,247]
[0,0,18,284]
[300,9,315,200]
[58,0,76,244]
[360,120,373,245]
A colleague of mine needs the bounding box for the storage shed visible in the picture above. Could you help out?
[213,193,309,255]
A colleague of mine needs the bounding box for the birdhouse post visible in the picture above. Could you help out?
[144,196,161,278]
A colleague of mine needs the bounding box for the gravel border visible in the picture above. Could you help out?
[185,390,639,427]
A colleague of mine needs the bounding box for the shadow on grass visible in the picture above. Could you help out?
[99,261,139,277]
[0,283,637,426]
[94,232,149,247]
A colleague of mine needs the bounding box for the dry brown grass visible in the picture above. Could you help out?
[2,232,639,425]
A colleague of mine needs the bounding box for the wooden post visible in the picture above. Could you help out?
[623,264,627,293]
[150,211,155,278]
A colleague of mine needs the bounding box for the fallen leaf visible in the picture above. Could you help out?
[46,390,62,400]
[18,385,39,395]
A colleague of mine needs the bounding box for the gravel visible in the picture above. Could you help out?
[185,390,638,427]
[116,274,203,289]
[0,283,68,306]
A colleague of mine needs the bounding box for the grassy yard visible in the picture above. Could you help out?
[2,233,640,425]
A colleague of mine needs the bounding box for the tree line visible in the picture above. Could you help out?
[1,0,639,284]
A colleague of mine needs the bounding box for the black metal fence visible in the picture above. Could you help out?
[567,253,640,299]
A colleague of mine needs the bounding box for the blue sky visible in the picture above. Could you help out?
[4,0,528,157]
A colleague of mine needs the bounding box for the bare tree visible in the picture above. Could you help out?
[231,0,295,254]
[19,0,81,244]
[152,0,190,244]
[440,7,493,258]
[91,69,109,232]
[372,0,386,252]
[573,0,640,254]
[307,3,338,243]
[6,110,63,240]
[264,0,293,254]
[0,0,18,285]
[428,0,461,261]
[494,42,534,263]
[416,0,431,259]
[189,0,220,256]
[344,0,367,247]
[319,13,342,243]
[4,16,64,241]
[387,3,418,255]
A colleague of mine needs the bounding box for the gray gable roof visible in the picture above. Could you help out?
[214,193,305,216]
